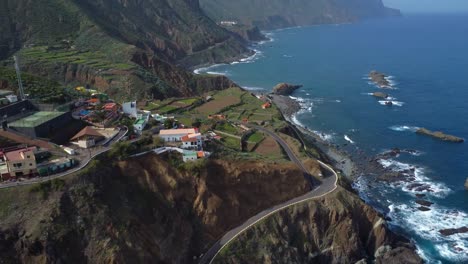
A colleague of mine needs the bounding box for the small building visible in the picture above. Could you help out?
[70,126,105,148]
[262,102,271,109]
[159,128,198,142]
[6,95,18,103]
[181,133,203,150]
[3,147,37,178]
[122,101,138,118]
[87,98,100,106]
[134,118,148,134]
[182,151,198,162]
[102,103,119,112]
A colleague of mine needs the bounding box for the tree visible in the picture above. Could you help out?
[192,118,202,128]
[153,136,165,147]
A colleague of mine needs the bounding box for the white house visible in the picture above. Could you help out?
[122,101,138,118]
[159,128,198,142]
[181,133,203,150]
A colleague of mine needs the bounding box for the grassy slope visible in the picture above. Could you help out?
[0,0,246,101]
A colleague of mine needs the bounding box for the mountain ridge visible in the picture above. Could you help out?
[200,0,401,30]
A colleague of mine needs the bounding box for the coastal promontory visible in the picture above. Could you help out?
[272,83,303,95]
[416,128,464,143]
[369,71,391,88]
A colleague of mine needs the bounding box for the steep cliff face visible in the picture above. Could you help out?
[0,0,246,100]
[215,187,422,264]
[0,154,310,263]
[200,0,401,30]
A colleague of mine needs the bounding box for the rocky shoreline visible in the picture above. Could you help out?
[271,94,360,179]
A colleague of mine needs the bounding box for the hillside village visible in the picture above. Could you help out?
[0,80,291,186]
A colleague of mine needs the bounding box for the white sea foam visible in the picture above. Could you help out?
[378,159,451,198]
[243,86,266,91]
[344,135,355,144]
[283,54,293,58]
[389,125,420,132]
[206,71,229,76]
[311,130,335,142]
[193,63,225,74]
[378,100,404,107]
[388,203,468,262]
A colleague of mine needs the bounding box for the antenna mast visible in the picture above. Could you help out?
[13,55,25,101]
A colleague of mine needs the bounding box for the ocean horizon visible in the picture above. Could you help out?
[196,13,468,263]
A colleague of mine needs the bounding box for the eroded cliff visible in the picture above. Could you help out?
[0,153,309,263]
[215,187,422,264]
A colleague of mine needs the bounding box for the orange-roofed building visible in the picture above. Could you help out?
[197,151,205,158]
[102,103,119,112]
[181,133,202,150]
[262,102,271,109]
[87,98,100,106]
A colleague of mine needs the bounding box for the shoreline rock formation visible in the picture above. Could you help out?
[416,128,464,143]
[465,177,468,190]
[373,92,389,99]
[272,83,303,95]
[369,71,392,88]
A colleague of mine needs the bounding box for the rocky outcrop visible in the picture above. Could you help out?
[215,187,422,264]
[0,154,310,263]
[439,227,468,236]
[416,128,464,143]
[373,92,389,99]
[224,25,267,42]
[465,177,468,190]
[369,71,391,88]
[272,83,303,95]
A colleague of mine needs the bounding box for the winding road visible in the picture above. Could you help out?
[199,126,339,264]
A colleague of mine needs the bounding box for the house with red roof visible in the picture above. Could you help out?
[181,133,203,150]
[0,147,37,179]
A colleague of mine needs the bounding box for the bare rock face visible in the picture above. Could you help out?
[272,83,303,95]
[0,154,310,263]
[369,71,391,88]
[465,177,468,190]
[373,92,389,99]
[416,128,464,143]
[215,188,423,264]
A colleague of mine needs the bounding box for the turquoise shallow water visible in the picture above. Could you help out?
[197,14,468,263]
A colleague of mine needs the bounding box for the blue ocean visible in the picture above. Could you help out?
[196,14,468,263]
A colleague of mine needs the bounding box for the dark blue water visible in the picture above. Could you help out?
[196,14,468,263]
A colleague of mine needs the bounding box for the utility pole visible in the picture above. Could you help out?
[13,55,25,101]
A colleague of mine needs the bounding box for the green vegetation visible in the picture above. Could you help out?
[216,122,239,134]
[20,46,136,71]
[247,131,264,143]
[0,67,67,103]
[30,179,65,199]
[221,136,241,150]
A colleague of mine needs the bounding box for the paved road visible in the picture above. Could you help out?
[199,127,339,264]
[0,128,128,190]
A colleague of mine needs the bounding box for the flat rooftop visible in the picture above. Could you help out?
[9,111,66,128]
